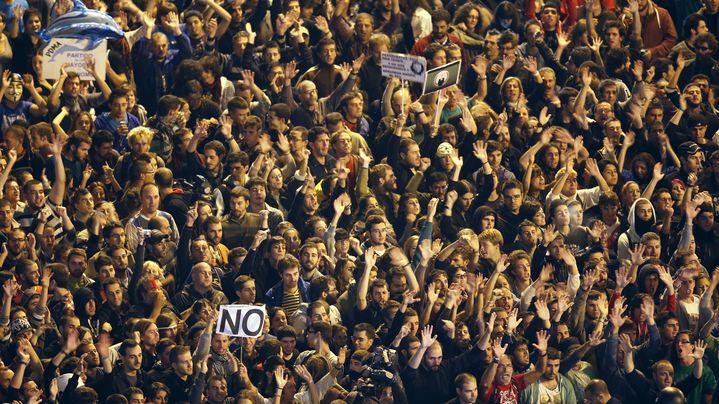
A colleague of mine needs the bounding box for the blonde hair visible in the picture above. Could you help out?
[128,127,154,147]
[477,228,503,246]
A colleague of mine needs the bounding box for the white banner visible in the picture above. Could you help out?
[42,38,107,81]
[381,52,427,83]
[216,304,266,338]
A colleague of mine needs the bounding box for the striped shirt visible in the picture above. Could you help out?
[15,200,63,237]
[281,289,301,315]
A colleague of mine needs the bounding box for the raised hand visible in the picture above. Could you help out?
[609,298,627,329]
[629,243,646,267]
[588,326,606,346]
[507,308,522,334]
[543,223,557,246]
[3,279,19,298]
[535,297,550,321]
[284,60,298,83]
[471,55,488,75]
[523,56,538,75]
[653,162,665,180]
[274,367,289,389]
[352,54,367,73]
[582,268,598,290]
[533,330,549,354]
[502,54,516,71]
[473,140,488,162]
[615,266,630,291]
[618,333,635,353]
[539,107,552,127]
[420,325,437,348]
[657,266,674,287]
[693,340,707,359]
[186,202,199,227]
[641,298,654,319]
[491,337,508,359]
[426,282,440,303]
[295,364,313,382]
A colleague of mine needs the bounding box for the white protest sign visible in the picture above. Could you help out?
[42,38,107,81]
[381,52,427,83]
[216,304,266,338]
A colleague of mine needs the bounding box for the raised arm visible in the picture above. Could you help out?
[407,325,437,369]
[479,335,506,397]
[47,133,66,206]
[523,330,549,384]
[356,247,376,311]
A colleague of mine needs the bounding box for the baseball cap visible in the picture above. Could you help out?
[147,230,169,244]
[678,141,701,157]
[10,318,32,337]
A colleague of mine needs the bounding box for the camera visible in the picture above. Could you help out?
[141,229,152,238]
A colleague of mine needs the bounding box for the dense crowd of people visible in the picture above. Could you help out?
[0,0,717,402]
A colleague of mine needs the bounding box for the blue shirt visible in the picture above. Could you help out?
[0,100,32,132]
[0,0,28,34]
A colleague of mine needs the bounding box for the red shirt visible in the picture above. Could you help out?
[482,374,527,404]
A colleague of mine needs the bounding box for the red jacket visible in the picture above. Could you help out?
[639,3,678,59]
[410,33,465,59]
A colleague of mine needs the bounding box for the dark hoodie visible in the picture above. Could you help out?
[617,198,656,265]
[73,287,100,338]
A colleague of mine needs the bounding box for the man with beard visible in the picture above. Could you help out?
[667,141,705,189]
[306,277,342,323]
[298,38,343,97]
[146,96,182,164]
[411,10,464,60]
[299,242,322,282]
[699,0,719,34]
[282,55,362,129]
[687,202,719,269]
[126,183,180,252]
[203,216,230,268]
[678,33,719,89]
[14,259,38,292]
[221,187,263,249]
[97,278,129,342]
[334,12,373,63]
[296,321,338,366]
[246,178,283,230]
[307,126,336,182]
[144,230,176,276]
[479,331,548,402]
[403,323,501,403]
[133,19,191,115]
[99,338,151,398]
[159,345,194,402]
[368,164,399,224]
[448,373,479,404]
[622,332,709,403]
[15,134,65,237]
[172,262,229,312]
[266,256,310,313]
[520,348,576,403]
[617,198,656,267]
[355,247,391,329]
